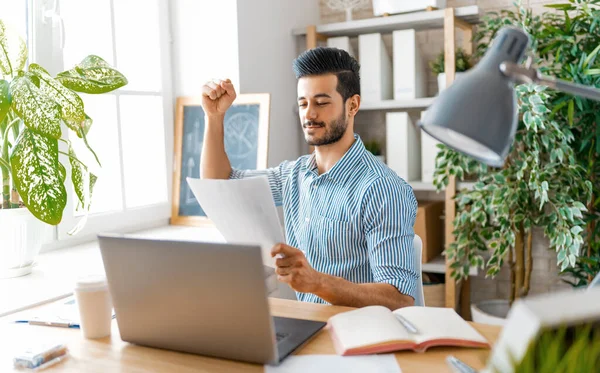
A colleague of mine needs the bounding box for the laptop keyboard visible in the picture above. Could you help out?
[275,332,290,342]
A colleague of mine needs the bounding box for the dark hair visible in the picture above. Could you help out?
[292,47,360,102]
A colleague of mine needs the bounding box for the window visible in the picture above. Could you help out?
[37,0,173,240]
[4,1,29,41]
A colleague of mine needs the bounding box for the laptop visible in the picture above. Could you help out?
[97,234,326,365]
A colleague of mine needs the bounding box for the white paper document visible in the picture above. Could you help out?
[186,177,284,268]
[265,354,401,373]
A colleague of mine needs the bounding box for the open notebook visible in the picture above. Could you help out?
[327,305,490,355]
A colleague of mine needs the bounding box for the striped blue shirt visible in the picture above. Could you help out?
[230,134,418,304]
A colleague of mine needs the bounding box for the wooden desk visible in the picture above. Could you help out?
[1,298,501,372]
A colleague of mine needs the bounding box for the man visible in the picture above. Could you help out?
[200,47,417,310]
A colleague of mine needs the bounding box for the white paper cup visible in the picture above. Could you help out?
[74,275,113,339]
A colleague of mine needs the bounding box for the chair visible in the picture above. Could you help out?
[413,234,425,307]
[588,272,600,290]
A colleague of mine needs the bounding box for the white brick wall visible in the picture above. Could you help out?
[319,0,572,302]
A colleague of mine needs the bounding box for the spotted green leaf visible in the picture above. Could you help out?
[11,74,61,139]
[69,146,97,210]
[29,63,85,123]
[0,20,27,76]
[65,113,93,138]
[58,162,66,183]
[56,55,127,94]
[9,129,67,225]
[0,79,11,124]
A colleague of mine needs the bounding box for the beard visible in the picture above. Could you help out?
[303,109,348,147]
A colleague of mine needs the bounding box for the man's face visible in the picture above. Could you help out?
[297,74,348,146]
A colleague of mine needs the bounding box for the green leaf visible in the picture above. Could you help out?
[29,64,85,123]
[529,95,544,105]
[585,68,600,76]
[58,162,66,183]
[64,112,93,137]
[583,43,600,68]
[56,55,127,94]
[0,20,27,76]
[571,226,583,235]
[79,125,101,167]
[69,146,97,210]
[0,79,11,124]
[494,174,506,183]
[10,75,62,139]
[9,129,67,225]
[568,100,574,126]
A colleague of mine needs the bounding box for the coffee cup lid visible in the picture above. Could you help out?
[75,275,108,292]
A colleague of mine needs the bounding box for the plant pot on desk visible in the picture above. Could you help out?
[471,299,510,326]
[0,207,54,279]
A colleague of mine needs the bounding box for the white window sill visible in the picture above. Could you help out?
[0,225,226,318]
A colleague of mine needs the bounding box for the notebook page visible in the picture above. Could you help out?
[329,306,410,350]
[393,307,488,345]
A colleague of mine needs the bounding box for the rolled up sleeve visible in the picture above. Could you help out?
[362,177,418,300]
[229,161,294,206]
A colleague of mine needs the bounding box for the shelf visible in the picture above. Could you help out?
[422,254,478,276]
[292,6,480,37]
[360,97,435,111]
[409,181,476,192]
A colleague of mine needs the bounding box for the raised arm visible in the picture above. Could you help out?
[200,79,237,179]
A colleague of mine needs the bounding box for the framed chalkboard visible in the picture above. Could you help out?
[171,94,270,226]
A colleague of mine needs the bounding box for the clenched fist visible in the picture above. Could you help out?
[201,78,237,116]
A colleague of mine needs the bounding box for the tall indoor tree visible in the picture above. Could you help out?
[433,1,594,303]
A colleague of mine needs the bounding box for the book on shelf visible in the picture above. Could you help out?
[420,111,442,183]
[393,29,426,100]
[327,305,490,356]
[386,112,421,181]
[358,33,393,102]
[327,36,356,58]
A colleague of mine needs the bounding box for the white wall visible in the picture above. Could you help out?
[236,0,320,166]
[170,0,240,97]
[170,0,320,165]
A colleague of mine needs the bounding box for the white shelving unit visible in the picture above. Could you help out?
[292,6,479,37]
[423,255,478,276]
[410,181,476,192]
[360,97,435,111]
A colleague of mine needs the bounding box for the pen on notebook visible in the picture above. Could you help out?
[394,314,419,334]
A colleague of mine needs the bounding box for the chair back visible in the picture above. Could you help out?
[413,234,425,307]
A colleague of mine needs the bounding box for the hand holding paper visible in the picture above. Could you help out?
[186,176,284,267]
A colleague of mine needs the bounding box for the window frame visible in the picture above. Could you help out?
[29,0,174,246]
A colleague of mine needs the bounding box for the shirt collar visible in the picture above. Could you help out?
[304,134,366,183]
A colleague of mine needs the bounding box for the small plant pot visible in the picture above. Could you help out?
[437,72,466,93]
[471,299,510,326]
[0,207,53,278]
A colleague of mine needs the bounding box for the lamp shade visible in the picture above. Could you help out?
[418,27,530,167]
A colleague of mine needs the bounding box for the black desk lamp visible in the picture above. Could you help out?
[418,27,600,168]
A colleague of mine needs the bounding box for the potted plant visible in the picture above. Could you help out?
[528,1,600,289]
[0,20,127,278]
[364,139,385,163]
[433,4,592,325]
[429,47,471,93]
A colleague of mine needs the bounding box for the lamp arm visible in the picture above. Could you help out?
[500,61,600,102]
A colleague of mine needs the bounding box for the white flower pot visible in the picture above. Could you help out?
[470,299,510,326]
[0,207,54,278]
[437,72,465,93]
